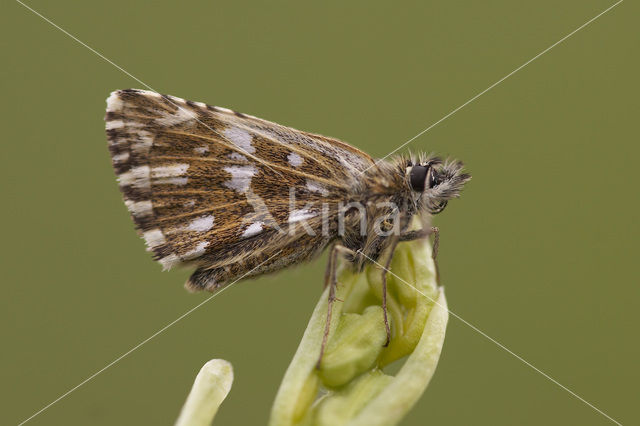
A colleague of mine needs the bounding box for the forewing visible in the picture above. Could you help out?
[105,89,374,272]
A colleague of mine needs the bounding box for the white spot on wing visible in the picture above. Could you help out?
[194,146,209,155]
[106,120,144,130]
[106,91,123,112]
[118,166,150,189]
[228,152,247,162]
[287,152,303,167]
[156,107,195,126]
[159,254,180,271]
[143,229,165,248]
[106,120,124,130]
[306,180,329,196]
[151,164,189,178]
[112,152,130,163]
[125,200,153,217]
[186,215,214,232]
[131,130,153,154]
[143,90,161,99]
[181,241,210,260]
[223,165,256,193]
[223,126,255,154]
[289,209,317,223]
[242,221,263,238]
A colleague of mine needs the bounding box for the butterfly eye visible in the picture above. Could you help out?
[409,165,428,192]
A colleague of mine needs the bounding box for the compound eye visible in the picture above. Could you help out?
[409,165,428,192]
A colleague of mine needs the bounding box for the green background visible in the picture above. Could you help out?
[2,1,637,425]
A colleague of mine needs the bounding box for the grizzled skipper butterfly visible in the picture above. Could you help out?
[105,89,470,362]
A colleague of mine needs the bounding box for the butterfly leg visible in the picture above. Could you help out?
[316,244,354,369]
[399,226,439,259]
[378,227,441,347]
[323,245,335,289]
[400,226,441,284]
[380,236,402,347]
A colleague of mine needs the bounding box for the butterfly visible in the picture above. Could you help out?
[105,89,470,358]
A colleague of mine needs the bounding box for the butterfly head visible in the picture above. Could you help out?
[406,157,471,214]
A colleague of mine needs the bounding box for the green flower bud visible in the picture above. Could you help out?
[318,306,387,387]
[270,236,449,426]
[175,359,234,426]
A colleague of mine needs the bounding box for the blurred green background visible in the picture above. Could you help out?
[2,1,637,425]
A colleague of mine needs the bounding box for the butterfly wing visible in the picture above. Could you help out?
[105,89,375,290]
